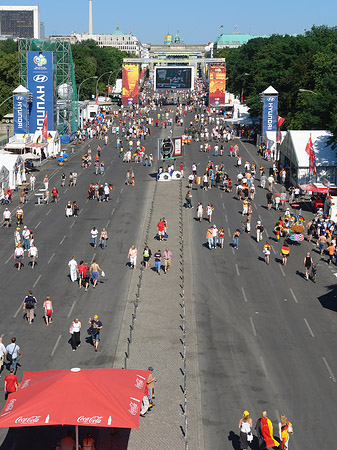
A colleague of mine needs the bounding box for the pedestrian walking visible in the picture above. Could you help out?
[0,337,6,376]
[90,226,99,248]
[43,174,49,191]
[304,252,314,280]
[278,414,293,450]
[154,249,162,275]
[206,226,213,250]
[69,318,81,351]
[219,227,225,248]
[52,187,58,203]
[163,247,173,274]
[4,368,19,400]
[61,173,66,187]
[14,244,24,271]
[3,208,11,228]
[238,410,253,450]
[255,411,279,449]
[263,241,271,264]
[146,367,157,408]
[88,315,103,351]
[90,260,103,288]
[157,218,166,241]
[256,221,264,242]
[206,203,213,223]
[28,242,38,269]
[43,296,53,326]
[212,224,218,249]
[281,241,290,266]
[142,246,152,269]
[266,191,273,210]
[30,174,36,190]
[5,337,21,375]
[185,190,193,208]
[23,291,37,324]
[233,229,240,250]
[65,201,73,217]
[68,256,78,282]
[196,202,203,222]
[22,226,30,251]
[128,245,138,269]
[317,234,327,255]
[100,228,108,249]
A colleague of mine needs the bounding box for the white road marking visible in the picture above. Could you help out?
[86,199,89,204]
[13,302,24,318]
[64,188,68,193]
[220,192,223,199]
[254,203,257,210]
[227,227,231,237]
[111,208,115,217]
[250,317,257,336]
[279,265,285,277]
[51,335,62,357]
[47,253,55,265]
[225,214,228,223]
[271,245,276,255]
[235,264,240,276]
[106,220,110,228]
[289,288,298,304]
[91,253,96,263]
[70,221,75,229]
[275,409,280,421]
[258,214,263,222]
[33,274,41,288]
[260,356,268,378]
[116,197,120,204]
[5,254,12,264]
[67,300,77,318]
[46,208,52,216]
[323,357,336,382]
[120,188,124,194]
[241,287,248,303]
[222,203,225,210]
[59,235,66,245]
[304,318,315,338]
[35,221,41,229]
[232,248,235,255]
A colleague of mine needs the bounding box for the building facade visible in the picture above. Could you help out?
[0,6,40,39]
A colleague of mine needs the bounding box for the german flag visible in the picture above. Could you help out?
[281,245,290,255]
[261,417,279,447]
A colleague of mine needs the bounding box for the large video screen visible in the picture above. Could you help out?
[154,66,194,90]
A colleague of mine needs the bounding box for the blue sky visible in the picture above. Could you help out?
[2,0,337,44]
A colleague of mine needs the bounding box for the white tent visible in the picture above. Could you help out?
[0,153,25,189]
[279,130,337,185]
[29,130,61,158]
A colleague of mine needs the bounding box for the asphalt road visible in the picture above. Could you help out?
[0,118,167,449]
[183,119,337,450]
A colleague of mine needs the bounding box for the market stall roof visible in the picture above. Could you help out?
[0,368,149,429]
[280,130,337,168]
[21,152,41,160]
[299,182,337,193]
[3,143,25,150]
[0,153,24,171]
[27,143,48,148]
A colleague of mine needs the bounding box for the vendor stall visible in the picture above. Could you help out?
[0,153,25,189]
[280,130,337,185]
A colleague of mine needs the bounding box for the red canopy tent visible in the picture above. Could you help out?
[0,368,149,448]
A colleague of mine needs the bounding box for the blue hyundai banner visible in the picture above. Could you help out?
[262,95,278,136]
[13,95,28,134]
[27,51,54,133]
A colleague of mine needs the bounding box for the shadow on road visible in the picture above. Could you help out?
[318,285,337,313]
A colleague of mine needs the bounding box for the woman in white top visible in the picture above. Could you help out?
[238,410,253,450]
[65,201,73,217]
[70,318,81,351]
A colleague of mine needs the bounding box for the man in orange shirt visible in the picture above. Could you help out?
[4,368,19,400]
[327,243,335,265]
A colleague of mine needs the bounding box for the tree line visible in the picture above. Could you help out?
[0,39,128,118]
[217,25,337,147]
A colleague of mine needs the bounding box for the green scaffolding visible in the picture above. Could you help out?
[19,38,78,135]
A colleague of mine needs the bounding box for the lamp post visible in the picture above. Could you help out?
[95,71,113,97]
[107,68,122,87]
[299,89,318,95]
[77,76,98,101]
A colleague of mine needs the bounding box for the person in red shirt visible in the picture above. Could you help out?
[77,261,89,291]
[4,368,19,400]
[157,219,166,241]
[52,187,58,203]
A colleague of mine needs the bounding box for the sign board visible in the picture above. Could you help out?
[13,95,28,134]
[262,95,278,136]
[209,64,226,105]
[154,66,194,90]
[27,51,55,133]
[157,137,183,160]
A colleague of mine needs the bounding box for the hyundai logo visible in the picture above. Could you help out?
[33,75,48,83]
[16,96,24,101]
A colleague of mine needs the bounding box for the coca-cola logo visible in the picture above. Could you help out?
[5,399,16,412]
[20,379,31,390]
[15,416,41,424]
[135,378,145,389]
[129,401,138,416]
[77,416,103,425]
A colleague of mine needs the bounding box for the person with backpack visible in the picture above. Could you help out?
[23,290,37,324]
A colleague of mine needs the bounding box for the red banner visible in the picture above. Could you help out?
[209,64,226,106]
[122,64,139,106]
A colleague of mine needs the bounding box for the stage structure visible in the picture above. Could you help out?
[19,39,78,141]
[122,57,226,105]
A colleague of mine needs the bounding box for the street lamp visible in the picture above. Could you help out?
[299,88,318,95]
[77,76,98,101]
[95,71,113,96]
[107,68,122,87]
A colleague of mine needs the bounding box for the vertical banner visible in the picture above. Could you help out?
[122,64,139,106]
[27,51,55,133]
[173,138,182,157]
[209,64,226,106]
[13,95,28,134]
[262,95,278,137]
